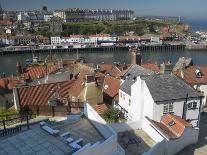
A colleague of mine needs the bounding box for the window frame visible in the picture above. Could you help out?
[163,103,174,114]
[188,101,197,110]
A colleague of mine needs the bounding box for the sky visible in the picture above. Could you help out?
[1,0,207,20]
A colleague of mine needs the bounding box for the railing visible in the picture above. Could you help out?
[0,114,36,137]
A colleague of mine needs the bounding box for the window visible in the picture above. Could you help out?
[123,94,125,101]
[188,102,197,110]
[120,92,122,98]
[163,103,174,114]
[129,99,131,106]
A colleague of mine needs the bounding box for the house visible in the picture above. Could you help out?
[117,64,154,117]
[13,80,77,116]
[13,63,104,116]
[174,65,207,106]
[119,73,203,127]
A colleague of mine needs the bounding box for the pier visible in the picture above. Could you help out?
[0,45,186,56]
[0,47,128,56]
[139,44,186,51]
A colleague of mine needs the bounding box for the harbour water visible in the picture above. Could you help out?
[0,49,207,75]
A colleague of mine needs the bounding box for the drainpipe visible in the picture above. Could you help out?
[182,93,188,120]
[198,96,202,128]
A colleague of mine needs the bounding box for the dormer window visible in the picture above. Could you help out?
[167,121,175,127]
[195,69,202,78]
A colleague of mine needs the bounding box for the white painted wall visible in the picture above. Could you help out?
[51,36,61,45]
[152,100,184,122]
[142,117,199,155]
[198,84,207,106]
[142,81,154,120]
[84,102,113,139]
[118,89,131,113]
[130,77,143,121]
[142,117,165,143]
[75,103,125,155]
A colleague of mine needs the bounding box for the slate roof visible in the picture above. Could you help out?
[120,64,154,95]
[143,74,203,103]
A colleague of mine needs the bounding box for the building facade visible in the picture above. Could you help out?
[53,8,134,22]
[118,73,203,127]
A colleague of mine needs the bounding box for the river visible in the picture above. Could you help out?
[0,49,207,75]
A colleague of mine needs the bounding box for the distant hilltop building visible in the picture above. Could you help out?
[53,8,134,22]
[0,2,3,20]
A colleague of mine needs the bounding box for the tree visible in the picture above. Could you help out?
[102,108,120,123]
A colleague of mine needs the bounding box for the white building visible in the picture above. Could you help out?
[118,66,203,127]
[44,14,53,22]
[50,36,61,45]
[115,64,154,118]
[150,36,162,45]
[76,102,124,155]
[17,12,28,21]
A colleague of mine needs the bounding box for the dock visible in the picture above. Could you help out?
[0,45,186,56]
[139,44,186,51]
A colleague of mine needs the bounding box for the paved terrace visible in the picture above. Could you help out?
[118,129,155,155]
[0,118,104,155]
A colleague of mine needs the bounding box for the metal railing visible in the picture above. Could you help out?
[0,114,36,137]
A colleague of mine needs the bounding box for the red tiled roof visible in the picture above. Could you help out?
[93,103,109,114]
[68,65,93,97]
[97,64,129,78]
[103,75,120,98]
[152,114,192,139]
[0,76,23,90]
[18,80,75,107]
[23,65,59,80]
[142,63,160,74]
[173,66,207,85]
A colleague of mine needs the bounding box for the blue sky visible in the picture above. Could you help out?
[1,0,207,19]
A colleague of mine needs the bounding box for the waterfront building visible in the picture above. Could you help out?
[0,2,3,20]
[51,36,61,45]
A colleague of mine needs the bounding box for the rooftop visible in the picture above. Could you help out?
[143,74,203,103]
[103,75,120,98]
[118,129,155,155]
[120,64,154,95]
[0,117,104,155]
[148,114,192,139]
[174,66,207,85]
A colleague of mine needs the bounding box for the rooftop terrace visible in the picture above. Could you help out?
[118,129,155,155]
[0,117,104,155]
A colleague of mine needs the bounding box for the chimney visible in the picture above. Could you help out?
[70,73,73,80]
[16,61,22,75]
[130,47,141,66]
[180,63,186,79]
[85,74,95,83]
